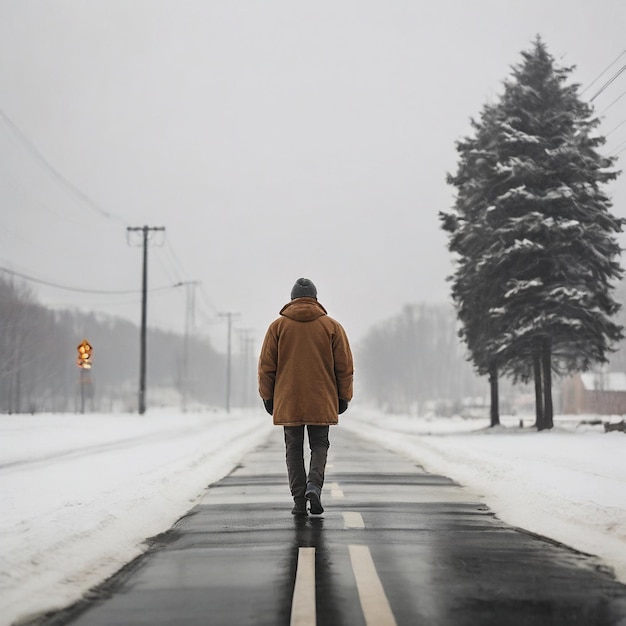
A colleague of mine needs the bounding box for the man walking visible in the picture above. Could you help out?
[258,278,354,516]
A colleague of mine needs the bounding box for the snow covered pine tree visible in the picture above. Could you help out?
[441,37,624,430]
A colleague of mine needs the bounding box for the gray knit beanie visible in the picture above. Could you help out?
[291,278,317,300]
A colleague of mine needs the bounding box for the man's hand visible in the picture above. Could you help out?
[263,399,274,415]
[338,398,349,414]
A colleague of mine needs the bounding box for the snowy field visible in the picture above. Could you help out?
[0,410,273,626]
[1,408,625,625]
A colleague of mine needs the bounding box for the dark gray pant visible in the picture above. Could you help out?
[283,425,330,501]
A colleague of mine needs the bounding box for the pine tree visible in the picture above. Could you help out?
[442,106,501,425]
[442,37,624,429]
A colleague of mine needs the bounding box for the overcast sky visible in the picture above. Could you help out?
[1,0,625,353]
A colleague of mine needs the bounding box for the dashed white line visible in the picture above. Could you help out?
[291,547,316,626]
[343,511,365,529]
[349,545,398,626]
[329,481,344,498]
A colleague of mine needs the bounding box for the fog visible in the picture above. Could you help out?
[1,1,625,352]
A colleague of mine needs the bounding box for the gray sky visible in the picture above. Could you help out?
[1,0,625,352]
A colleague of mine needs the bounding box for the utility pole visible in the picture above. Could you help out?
[127,225,165,415]
[244,334,255,408]
[178,281,200,412]
[219,312,239,413]
[236,328,255,407]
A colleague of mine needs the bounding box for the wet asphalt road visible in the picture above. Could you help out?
[38,427,626,626]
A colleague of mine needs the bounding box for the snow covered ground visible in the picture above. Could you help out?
[0,410,273,626]
[1,407,625,626]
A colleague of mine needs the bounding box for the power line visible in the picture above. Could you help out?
[158,242,217,325]
[155,248,182,285]
[0,107,128,226]
[582,49,626,95]
[611,138,626,156]
[0,264,180,295]
[0,107,222,324]
[607,120,626,137]
[0,109,230,342]
[590,64,626,102]
[162,240,189,280]
[1,170,97,230]
[198,284,219,316]
[599,89,626,116]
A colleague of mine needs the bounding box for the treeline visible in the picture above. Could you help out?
[0,275,227,413]
[357,302,486,415]
[357,288,626,416]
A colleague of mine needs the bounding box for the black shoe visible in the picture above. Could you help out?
[305,483,324,514]
[291,498,307,516]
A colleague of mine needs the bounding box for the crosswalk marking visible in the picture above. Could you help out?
[343,511,365,529]
[349,545,398,626]
[291,547,316,626]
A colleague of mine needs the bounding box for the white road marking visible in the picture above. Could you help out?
[291,547,316,626]
[343,511,365,529]
[329,481,344,498]
[349,545,397,626]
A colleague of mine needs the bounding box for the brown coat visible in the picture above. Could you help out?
[258,297,354,426]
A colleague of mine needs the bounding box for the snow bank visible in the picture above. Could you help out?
[0,410,273,626]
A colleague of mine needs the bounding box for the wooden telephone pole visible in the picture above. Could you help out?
[127,225,165,415]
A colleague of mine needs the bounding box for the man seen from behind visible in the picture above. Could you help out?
[258,278,354,516]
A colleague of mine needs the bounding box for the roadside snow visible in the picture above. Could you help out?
[342,409,626,585]
[1,407,625,626]
[0,410,273,626]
